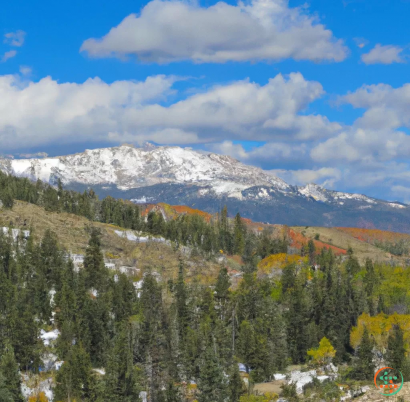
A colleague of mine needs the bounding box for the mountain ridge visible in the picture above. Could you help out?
[1,144,409,232]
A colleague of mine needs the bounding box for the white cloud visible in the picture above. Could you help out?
[311,82,410,164]
[81,0,348,64]
[207,140,307,163]
[4,30,26,47]
[361,44,405,65]
[272,167,341,187]
[0,72,339,150]
[19,66,32,76]
[1,50,17,63]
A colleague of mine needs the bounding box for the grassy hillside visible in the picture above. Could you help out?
[0,200,221,284]
[291,225,402,264]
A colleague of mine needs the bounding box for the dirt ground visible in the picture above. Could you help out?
[253,380,285,395]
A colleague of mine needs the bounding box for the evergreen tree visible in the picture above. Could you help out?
[197,346,227,402]
[233,213,245,255]
[104,323,142,401]
[0,343,23,402]
[54,343,93,402]
[0,373,12,402]
[386,325,406,371]
[83,228,106,291]
[353,326,374,380]
[175,261,189,339]
[228,363,244,402]
[215,266,231,301]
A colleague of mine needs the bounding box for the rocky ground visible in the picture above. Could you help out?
[354,382,410,401]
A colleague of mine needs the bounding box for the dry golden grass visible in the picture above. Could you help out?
[0,201,221,285]
[291,226,395,264]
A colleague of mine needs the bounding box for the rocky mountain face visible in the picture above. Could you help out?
[1,144,410,232]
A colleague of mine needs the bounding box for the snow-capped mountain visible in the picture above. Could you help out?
[0,144,289,196]
[1,144,409,231]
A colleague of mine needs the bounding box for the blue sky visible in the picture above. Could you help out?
[1,0,410,201]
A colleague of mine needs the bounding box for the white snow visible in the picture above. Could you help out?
[389,202,406,209]
[131,196,153,203]
[114,230,169,244]
[0,144,290,197]
[273,373,287,380]
[288,370,330,394]
[298,184,329,202]
[40,329,60,346]
[2,227,30,240]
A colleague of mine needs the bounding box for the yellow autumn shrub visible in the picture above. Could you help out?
[350,313,410,351]
[307,337,336,365]
[257,253,307,274]
[28,392,49,402]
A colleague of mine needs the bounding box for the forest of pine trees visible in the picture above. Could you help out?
[1,172,410,400]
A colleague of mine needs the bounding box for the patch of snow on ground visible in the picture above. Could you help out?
[2,227,30,240]
[40,329,60,346]
[114,230,169,244]
[288,370,329,394]
[21,374,54,401]
[273,373,287,380]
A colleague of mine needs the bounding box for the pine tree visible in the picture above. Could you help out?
[307,240,316,265]
[353,326,375,380]
[215,266,231,301]
[104,323,142,401]
[233,213,245,255]
[228,363,243,402]
[198,346,227,402]
[0,343,23,402]
[0,373,13,402]
[54,343,93,402]
[83,227,106,291]
[386,325,406,371]
[175,261,189,339]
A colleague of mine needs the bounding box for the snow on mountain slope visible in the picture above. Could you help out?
[0,144,406,210]
[0,144,290,195]
[298,183,376,204]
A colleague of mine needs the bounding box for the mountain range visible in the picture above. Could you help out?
[1,144,409,232]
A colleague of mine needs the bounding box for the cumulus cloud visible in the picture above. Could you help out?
[1,50,17,63]
[0,72,339,150]
[310,82,410,164]
[272,167,341,187]
[361,44,405,65]
[4,30,26,47]
[81,0,348,64]
[207,140,307,164]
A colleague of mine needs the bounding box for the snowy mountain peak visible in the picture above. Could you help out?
[0,144,290,195]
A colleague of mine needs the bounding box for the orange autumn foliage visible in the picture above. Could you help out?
[287,229,347,255]
[337,227,410,244]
